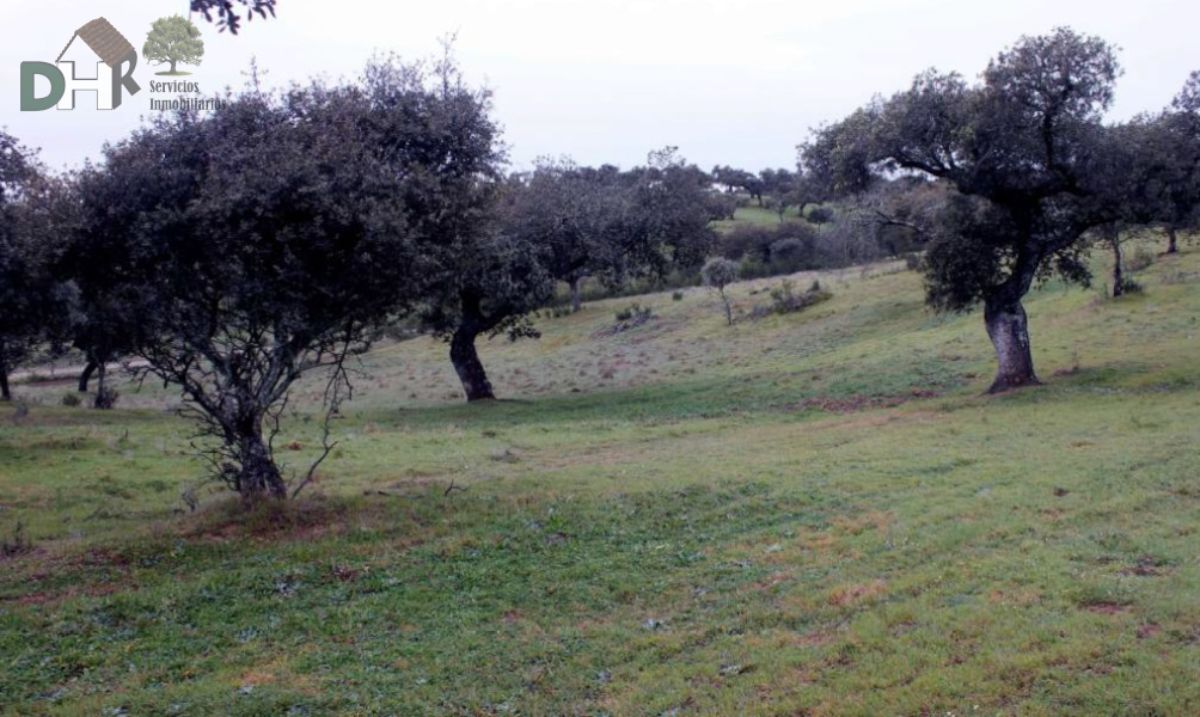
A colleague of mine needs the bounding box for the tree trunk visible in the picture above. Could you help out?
[236,423,286,501]
[1111,240,1124,297]
[569,277,583,313]
[983,298,1039,394]
[79,359,98,393]
[93,363,108,409]
[1166,226,1178,254]
[720,289,733,326]
[450,325,495,401]
[0,363,9,402]
[169,60,177,74]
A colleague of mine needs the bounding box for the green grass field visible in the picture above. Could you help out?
[2,241,1198,715]
[711,204,804,233]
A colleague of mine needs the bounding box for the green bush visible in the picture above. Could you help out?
[750,279,832,319]
[615,303,652,323]
[1117,277,1144,295]
[61,392,82,407]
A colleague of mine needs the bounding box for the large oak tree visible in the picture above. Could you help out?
[804,28,1128,392]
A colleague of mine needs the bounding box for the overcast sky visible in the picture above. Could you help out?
[1,0,1196,174]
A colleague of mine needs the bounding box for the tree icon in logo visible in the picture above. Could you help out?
[143,16,204,76]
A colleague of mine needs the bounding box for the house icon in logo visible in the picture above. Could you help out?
[20,17,141,111]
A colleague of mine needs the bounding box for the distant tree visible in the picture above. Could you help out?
[624,148,717,280]
[705,191,738,222]
[804,28,1127,392]
[701,257,738,326]
[190,0,275,34]
[360,53,530,403]
[144,16,205,75]
[508,160,630,313]
[711,165,765,205]
[759,168,796,220]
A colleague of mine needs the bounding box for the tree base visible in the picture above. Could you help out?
[986,374,1042,394]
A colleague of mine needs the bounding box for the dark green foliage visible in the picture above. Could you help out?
[0,136,72,402]
[189,0,275,33]
[70,55,483,498]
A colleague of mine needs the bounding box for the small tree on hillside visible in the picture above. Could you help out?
[701,257,738,325]
[357,52,537,403]
[804,28,1129,393]
[144,16,205,75]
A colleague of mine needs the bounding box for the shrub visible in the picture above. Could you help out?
[1117,277,1144,295]
[604,303,655,335]
[904,252,924,271]
[718,225,775,262]
[769,238,811,273]
[706,193,738,222]
[614,303,652,323]
[806,205,835,224]
[751,279,832,318]
[61,392,82,407]
[672,290,684,301]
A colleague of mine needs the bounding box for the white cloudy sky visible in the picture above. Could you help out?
[0,0,1196,173]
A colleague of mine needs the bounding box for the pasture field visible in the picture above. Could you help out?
[1,242,1199,715]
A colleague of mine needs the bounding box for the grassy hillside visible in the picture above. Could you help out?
[1,242,1198,715]
[711,203,804,233]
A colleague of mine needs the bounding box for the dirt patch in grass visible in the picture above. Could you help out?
[827,579,888,607]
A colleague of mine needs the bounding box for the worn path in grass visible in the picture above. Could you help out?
[1,243,1198,715]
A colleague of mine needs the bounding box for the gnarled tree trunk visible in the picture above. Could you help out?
[1166,226,1178,254]
[450,325,495,402]
[92,363,111,409]
[449,292,497,402]
[235,416,287,500]
[983,297,1039,393]
[79,359,98,393]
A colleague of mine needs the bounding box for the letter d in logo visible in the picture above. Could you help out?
[20,62,65,112]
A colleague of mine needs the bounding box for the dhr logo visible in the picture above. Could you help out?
[21,17,141,111]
